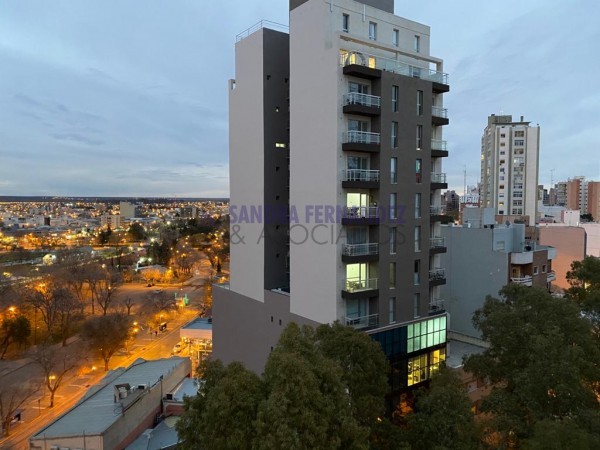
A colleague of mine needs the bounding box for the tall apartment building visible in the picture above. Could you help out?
[565,176,588,212]
[480,114,540,225]
[588,181,600,220]
[215,0,450,407]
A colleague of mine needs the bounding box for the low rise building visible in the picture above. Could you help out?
[29,357,191,450]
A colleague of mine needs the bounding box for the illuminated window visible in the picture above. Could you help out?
[275,143,286,148]
[407,348,447,386]
[407,316,447,353]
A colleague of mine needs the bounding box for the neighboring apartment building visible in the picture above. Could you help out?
[587,181,600,220]
[565,176,588,213]
[215,0,449,408]
[100,213,121,229]
[119,201,140,219]
[480,114,540,226]
[440,218,555,338]
[538,224,587,290]
[30,357,191,450]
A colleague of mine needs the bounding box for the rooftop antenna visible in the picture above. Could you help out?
[550,168,555,188]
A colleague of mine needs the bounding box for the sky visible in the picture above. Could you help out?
[0,0,598,197]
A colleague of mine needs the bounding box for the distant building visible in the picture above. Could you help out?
[480,114,540,225]
[120,201,140,219]
[538,225,587,290]
[587,181,600,220]
[555,181,567,206]
[442,190,460,218]
[565,176,587,212]
[100,213,121,229]
[440,217,555,338]
[29,357,191,450]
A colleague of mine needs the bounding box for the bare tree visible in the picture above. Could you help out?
[0,374,39,436]
[117,297,135,316]
[81,313,132,371]
[30,342,82,408]
[88,267,122,316]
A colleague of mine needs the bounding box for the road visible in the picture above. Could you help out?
[0,274,211,450]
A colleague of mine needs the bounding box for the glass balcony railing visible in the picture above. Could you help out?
[432,106,448,118]
[344,277,378,293]
[343,92,381,108]
[430,237,445,248]
[429,268,446,282]
[431,139,448,151]
[431,172,447,184]
[343,206,379,219]
[429,298,445,313]
[343,169,380,182]
[345,313,379,330]
[342,243,379,257]
[430,205,442,216]
[343,131,380,145]
[339,51,449,85]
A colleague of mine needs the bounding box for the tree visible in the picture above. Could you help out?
[96,226,112,245]
[566,256,600,302]
[31,342,81,407]
[464,285,600,445]
[176,360,262,450]
[0,315,31,359]
[0,373,39,436]
[126,222,147,242]
[80,313,132,371]
[521,419,600,450]
[177,323,386,450]
[88,266,122,315]
[406,367,479,450]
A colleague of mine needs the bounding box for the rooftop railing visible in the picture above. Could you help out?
[236,20,289,42]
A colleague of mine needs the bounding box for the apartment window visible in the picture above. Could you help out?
[342,14,349,32]
[414,226,421,252]
[390,193,397,219]
[275,143,286,148]
[501,133,506,138]
[390,262,396,288]
[414,260,420,285]
[392,85,398,112]
[513,200,523,206]
[414,35,420,52]
[392,29,399,47]
[390,227,397,254]
[416,159,422,183]
[389,297,396,323]
[417,90,423,115]
[391,121,398,148]
[415,193,421,218]
[349,81,369,95]
[514,140,525,146]
[369,22,377,40]
[390,157,398,184]
[413,293,420,318]
[515,130,525,137]
[533,266,539,275]
[500,142,506,147]
[416,125,423,150]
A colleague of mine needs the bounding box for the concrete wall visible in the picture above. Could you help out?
[213,286,319,374]
[539,225,587,290]
[440,226,508,338]
[582,223,600,257]
[229,30,266,301]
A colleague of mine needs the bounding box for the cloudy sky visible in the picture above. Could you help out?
[0,0,598,197]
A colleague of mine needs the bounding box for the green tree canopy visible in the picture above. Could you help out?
[80,313,132,370]
[177,322,389,450]
[464,285,600,445]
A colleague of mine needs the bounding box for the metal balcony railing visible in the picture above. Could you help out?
[343,131,381,145]
[547,271,556,282]
[342,243,379,257]
[344,277,378,293]
[345,313,379,330]
[343,169,380,182]
[511,275,533,285]
[432,106,448,118]
[429,268,446,282]
[430,237,445,248]
[431,172,447,184]
[343,206,379,219]
[431,139,448,151]
[343,92,381,108]
[339,51,449,85]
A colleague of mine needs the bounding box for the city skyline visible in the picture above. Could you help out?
[1,0,598,197]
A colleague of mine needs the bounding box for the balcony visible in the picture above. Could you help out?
[341,206,379,225]
[345,313,379,330]
[431,172,448,190]
[342,242,379,263]
[342,169,380,189]
[342,277,379,299]
[430,206,446,222]
[547,271,556,282]
[511,275,533,287]
[339,51,449,89]
[429,268,446,286]
[342,131,380,153]
[511,251,534,265]
[431,139,449,157]
[432,106,449,126]
[429,298,445,315]
[343,93,381,117]
[429,237,446,254]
